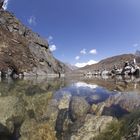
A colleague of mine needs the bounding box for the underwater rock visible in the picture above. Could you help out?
[70,96,90,121]
[20,119,56,140]
[70,114,113,140]
[0,96,25,134]
[58,92,71,110]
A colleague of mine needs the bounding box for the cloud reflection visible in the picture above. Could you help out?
[74,82,98,89]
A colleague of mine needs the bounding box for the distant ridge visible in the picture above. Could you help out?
[78,53,140,72]
[64,63,78,71]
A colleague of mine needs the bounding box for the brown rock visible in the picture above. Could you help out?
[70,96,90,121]
[0,10,69,77]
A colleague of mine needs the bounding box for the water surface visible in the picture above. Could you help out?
[0,75,140,140]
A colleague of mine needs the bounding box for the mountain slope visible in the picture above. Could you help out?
[79,54,140,72]
[65,63,78,70]
[0,10,69,76]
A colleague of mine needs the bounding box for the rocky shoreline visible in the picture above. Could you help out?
[84,59,140,78]
[0,77,139,140]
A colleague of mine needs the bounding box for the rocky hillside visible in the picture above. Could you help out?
[64,63,78,71]
[0,10,69,77]
[79,54,140,72]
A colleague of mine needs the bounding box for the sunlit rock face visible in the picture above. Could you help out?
[0,10,69,77]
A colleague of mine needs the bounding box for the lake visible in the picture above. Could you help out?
[0,75,140,140]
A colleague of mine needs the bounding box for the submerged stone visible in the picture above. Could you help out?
[70,114,114,140]
[70,96,90,121]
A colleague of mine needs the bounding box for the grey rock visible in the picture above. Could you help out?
[104,93,140,113]
[0,96,25,133]
[70,96,90,121]
[70,114,114,140]
[91,93,140,117]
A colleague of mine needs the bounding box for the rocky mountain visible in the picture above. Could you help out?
[64,63,78,71]
[79,54,140,72]
[0,10,69,77]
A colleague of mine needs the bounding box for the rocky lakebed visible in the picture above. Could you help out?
[0,76,140,140]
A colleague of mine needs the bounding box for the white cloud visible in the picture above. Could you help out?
[133,43,138,47]
[28,16,36,26]
[47,36,57,52]
[89,49,97,54]
[48,36,53,43]
[75,56,80,60]
[75,60,98,68]
[3,0,9,10]
[50,44,57,52]
[80,49,86,54]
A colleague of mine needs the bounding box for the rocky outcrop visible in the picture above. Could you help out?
[70,96,90,121]
[0,10,69,77]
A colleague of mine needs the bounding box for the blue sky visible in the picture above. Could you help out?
[5,0,140,67]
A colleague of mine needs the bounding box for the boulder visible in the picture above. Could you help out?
[41,99,59,130]
[58,92,71,109]
[104,93,140,113]
[70,96,90,121]
[70,114,114,140]
[0,96,25,138]
[91,93,140,117]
